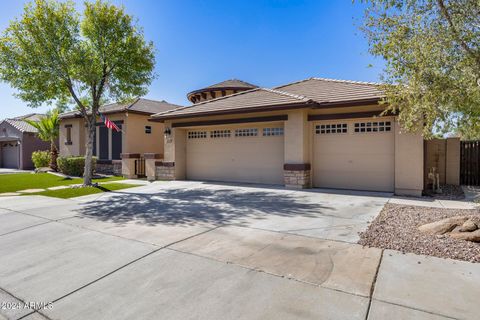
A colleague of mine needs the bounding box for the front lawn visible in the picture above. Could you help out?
[28,183,141,199]
[0,173,124,193]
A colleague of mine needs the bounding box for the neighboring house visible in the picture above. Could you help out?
[58,98,181,174]
[149,77,424,196]
[0,113,51,169]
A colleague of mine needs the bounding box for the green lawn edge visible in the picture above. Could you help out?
[0,173,124,193]
[26,183,142,199]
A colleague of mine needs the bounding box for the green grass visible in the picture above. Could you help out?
[0,173,124,193]
[28,183,141,199]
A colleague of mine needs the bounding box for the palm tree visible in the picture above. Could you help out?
[26,110,60,171]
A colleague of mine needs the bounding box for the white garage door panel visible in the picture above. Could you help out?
[186,129,284,185]
[1,142,19,169]
[313,119,394,192]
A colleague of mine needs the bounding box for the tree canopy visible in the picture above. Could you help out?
[0,0,155,183]
[361,0,480,138]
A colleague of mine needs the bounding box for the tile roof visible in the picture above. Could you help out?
[153,88,313,119]
[12,113,45,122]
[204,79,258,90]
[59,98,182,119]
[3,118,39,133]
[274,78,384,105]
[152,77,385,120]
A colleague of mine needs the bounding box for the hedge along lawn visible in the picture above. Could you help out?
[0,173,124,193]
[27,183,141,199]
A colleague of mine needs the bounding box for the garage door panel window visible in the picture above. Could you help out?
[210,130,231,138]
[315,123,347,134]
[354,121,391,133]
[188,131,207,139]
[263,127,284,136]
[235,128,258,137]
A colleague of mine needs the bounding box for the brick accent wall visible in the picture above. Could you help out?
[155,161,175,180]
[112,160,122,176]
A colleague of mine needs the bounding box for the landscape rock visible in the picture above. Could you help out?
[449,229,480,242]
[418,216,469,235]
[459,219,478,232]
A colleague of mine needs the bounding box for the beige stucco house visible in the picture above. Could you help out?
[146,77,424,196]
[58,98,181,175]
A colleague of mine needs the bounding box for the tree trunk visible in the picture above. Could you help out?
[50,140,58,172]
[83,119,96,185]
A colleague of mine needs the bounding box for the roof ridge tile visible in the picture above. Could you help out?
[312,77,382,86]
[261,88,311,102]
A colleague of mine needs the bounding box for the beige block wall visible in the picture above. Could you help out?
[424,138,460,187]
[394,121,424,196]
[446,138,460,185]
[59,118,86,157]
[124,113,164,155]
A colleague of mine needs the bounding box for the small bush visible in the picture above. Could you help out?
[31,150,51,169]
[57,156,96,177]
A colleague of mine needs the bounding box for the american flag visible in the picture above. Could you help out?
[99,113,121,132]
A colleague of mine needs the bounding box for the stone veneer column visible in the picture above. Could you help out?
[155,161,175,180]
[121,153,140,179]
[163,124,186,180]
[283,110,312,188]
[284,164,311,189]
[144,153,162,181]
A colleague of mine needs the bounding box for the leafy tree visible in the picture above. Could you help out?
[25,110,60,171]
[360,0,480,138]
[0,0,155,184]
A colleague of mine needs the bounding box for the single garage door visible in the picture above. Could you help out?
[313,118,394,192]
[1,142,19,168]
[186,125,284,184]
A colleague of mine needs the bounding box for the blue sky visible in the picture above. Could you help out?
[0,0,384,119]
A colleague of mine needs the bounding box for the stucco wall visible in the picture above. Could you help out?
[284,109,309,164]
[21,132,50,169]
[59,118,86,157]
[124,113,164,155]
[394,123,424,196]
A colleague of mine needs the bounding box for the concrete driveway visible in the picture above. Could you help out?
[0,181,478,320]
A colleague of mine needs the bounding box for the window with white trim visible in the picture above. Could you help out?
[188,131,207,139]
[235,128,258,137]
[263,127,284,136]
[315,123,347,134]
[354,121,391,133]
[210,130,231,138]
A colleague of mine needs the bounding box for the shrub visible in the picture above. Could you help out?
[31,150,51,169]
[57,156,96,177]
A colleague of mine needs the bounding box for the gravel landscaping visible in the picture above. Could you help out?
[359,203,480,263]
[423,184,465,200]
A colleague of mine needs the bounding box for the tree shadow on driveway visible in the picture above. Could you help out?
[76,187,334,227]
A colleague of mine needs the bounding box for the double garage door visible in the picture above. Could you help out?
[186,125,284,185]
[184,118,395,192]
